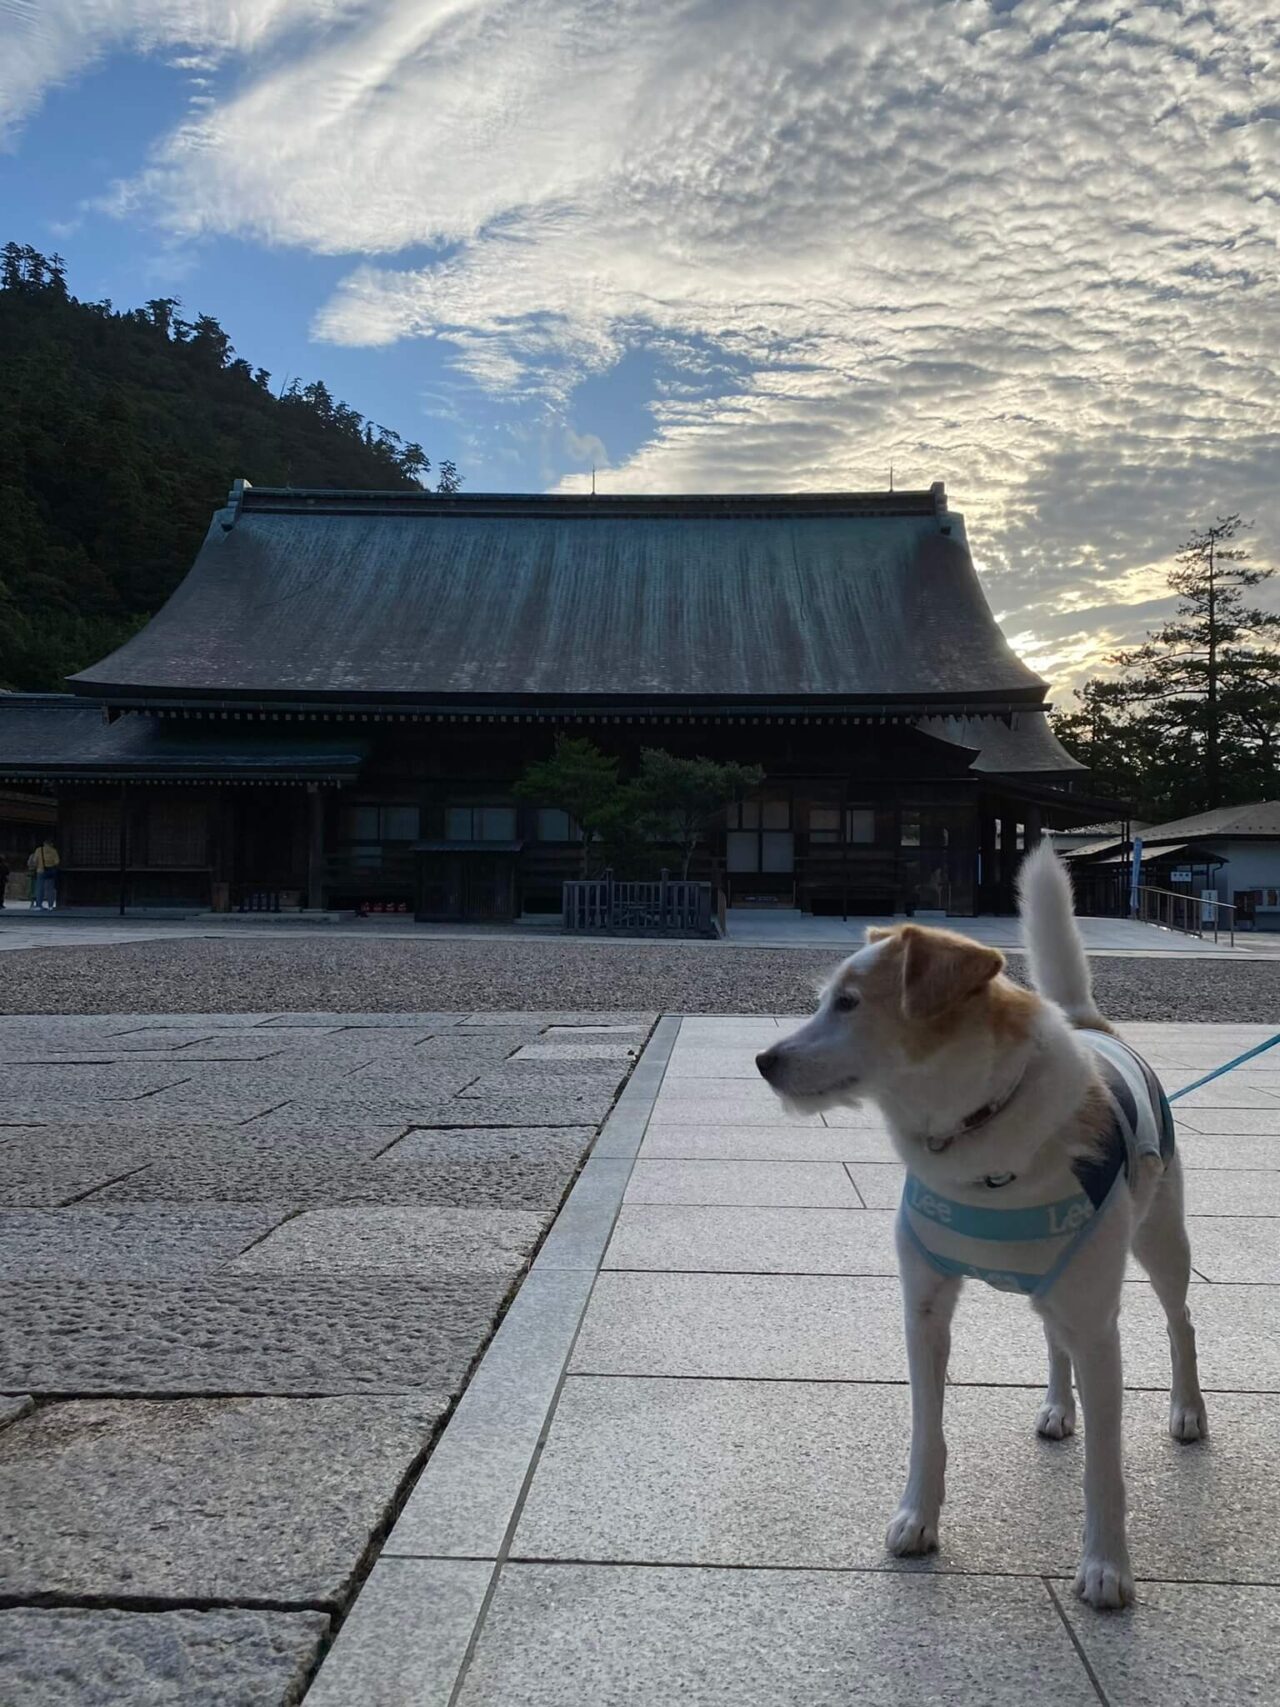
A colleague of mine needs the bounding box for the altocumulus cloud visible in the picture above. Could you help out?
[3,0,1279,692]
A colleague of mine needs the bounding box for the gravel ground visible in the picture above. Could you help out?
[0,936,1276,1021]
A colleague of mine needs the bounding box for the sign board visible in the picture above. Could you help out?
[1170,866,1192,883]
[1201,888,1219,925]
[1129,837,1143,917]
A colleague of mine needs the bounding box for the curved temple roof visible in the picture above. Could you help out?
[0,696,366,784]
[915,712,1086,778]
[73,486,1045,709]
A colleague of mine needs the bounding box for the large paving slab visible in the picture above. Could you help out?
[513,1378,1280,1584]
[230,1205,546,1275]
[572,1271,908,1379]
[0,1396,446,1605]
[455,1565,1097,1707]
[391,1124,596,1164]
[55,1121,585,1208]
[0,1207,285,1278]
[663,1046,791,1077]
[514,1041,640,1061]
[1175,1133,1280,1169]
[637,1121,897,1161]
[1183,1216,1280,1282]
[949,1281,1276,1392]
[1184,1168,1280,1213]
[1060,1578,1280,1707]
[623,1159,862,1206]
[571,1271,1262,1389]
[88,1154,583,1210]
[0,1062,197,1101]
[1,1270,522,1394]
[0,1126,151,1207]
[604,1203,900,1273]
[0,1607,329,1707]
[446,1081,621,1123]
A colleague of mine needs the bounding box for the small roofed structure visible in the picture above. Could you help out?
[1064,802,1280,928]
[1,482,1110,918]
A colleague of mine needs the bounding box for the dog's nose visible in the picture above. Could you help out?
[756,1048,780,1083]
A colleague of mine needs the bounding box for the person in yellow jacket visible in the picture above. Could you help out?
[28,839,60,910]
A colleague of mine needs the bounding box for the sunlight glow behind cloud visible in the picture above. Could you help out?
[3,0,1278,695]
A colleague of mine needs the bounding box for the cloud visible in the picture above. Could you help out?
[0,2,360,141]
[5,0,1280,694]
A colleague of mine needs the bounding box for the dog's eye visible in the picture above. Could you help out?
[833,991,859,1013]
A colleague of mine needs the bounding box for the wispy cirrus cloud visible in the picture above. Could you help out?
[3,0,1279,694]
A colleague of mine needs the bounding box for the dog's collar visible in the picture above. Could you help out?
[924,1067,1029,1155]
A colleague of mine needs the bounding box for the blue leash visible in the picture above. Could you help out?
[1167,1031,1280,1102]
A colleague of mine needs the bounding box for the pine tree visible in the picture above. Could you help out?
[1056,517,1280,817]
[1110,516,1279,810]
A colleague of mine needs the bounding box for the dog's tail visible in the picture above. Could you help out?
[1016,841,1107,1029]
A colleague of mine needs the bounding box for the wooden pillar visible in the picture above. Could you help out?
[1024,805,1043,849]
[209,787,234,912]
[306,785,325,911]
[999,811,1019,908]
[117,784,129,917]
[978,809,997,913]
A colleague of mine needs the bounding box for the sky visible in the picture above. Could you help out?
[2,0,1278,700]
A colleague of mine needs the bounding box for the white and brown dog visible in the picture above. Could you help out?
[757,842,1206,1609]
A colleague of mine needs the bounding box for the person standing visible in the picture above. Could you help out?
[28,838,60,910]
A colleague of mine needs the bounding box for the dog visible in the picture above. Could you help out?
[756,841,1206,1609]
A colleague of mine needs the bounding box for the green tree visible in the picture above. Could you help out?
[1050,679,1162,815]
[1054,516,1280,819]
[514,737,624,875]
[1109,515,1279,811]
[0,241,456,689]
[633,750,765,878]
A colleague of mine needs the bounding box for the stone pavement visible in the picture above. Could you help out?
[0,1010,654,1706]
[309,1016,1280,1707]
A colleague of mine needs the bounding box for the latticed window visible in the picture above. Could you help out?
[342,804,420,842]
[726,797,793,874]
[63,799,121,866]
[808,807,877,845]
[446,806,517,841]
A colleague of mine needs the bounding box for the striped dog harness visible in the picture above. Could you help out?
[899,1032,1176,1298]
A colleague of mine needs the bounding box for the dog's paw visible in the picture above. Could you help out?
[886,1507,938,1557]
[1035,1399,1077,1440]
[1074,1553,1134,1610]
[1169,1397,1208,1442]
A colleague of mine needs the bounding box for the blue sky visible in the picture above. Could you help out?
[3,0,1278,694]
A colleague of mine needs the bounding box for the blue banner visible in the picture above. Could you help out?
[1129,836,1144,916]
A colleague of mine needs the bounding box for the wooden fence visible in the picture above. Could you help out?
[563,872,717,937]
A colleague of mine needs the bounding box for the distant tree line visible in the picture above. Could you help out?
[0,242,459,690]
[1052,515,1280,821]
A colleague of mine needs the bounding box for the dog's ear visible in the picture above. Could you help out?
[900,925,1003,1021]
[865,925,897,944]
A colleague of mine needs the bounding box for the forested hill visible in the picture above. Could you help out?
[0,243,457,691]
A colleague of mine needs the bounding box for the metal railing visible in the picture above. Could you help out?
[1135,885,1235,947]
[563,871,715,936]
